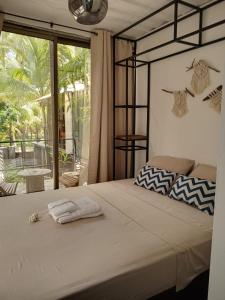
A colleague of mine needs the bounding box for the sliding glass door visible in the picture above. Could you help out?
[57,43,90,188]
[0,31,54,193]
[0,30,90,194]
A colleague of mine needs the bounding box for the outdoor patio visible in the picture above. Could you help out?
[16,177,65,194]
[0,139,80,195]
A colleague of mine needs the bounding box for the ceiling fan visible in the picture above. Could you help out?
[68,0,108,25]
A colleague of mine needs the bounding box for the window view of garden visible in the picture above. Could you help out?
[0,31,90,194]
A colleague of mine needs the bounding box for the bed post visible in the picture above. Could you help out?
[113,36,116,180]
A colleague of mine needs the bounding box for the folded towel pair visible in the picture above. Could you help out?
[48,197,103,224]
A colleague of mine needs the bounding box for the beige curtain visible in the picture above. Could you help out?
[88,30,113,184]
[114,39,134,179]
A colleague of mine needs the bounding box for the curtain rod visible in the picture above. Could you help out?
[0,10,97,35]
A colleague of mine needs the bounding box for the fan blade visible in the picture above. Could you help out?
[77,11,105,25]
[68,0,83,19]
[91,0,103,12]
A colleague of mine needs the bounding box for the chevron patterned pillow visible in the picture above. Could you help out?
[169,175,215,215]
[134,165,177,195]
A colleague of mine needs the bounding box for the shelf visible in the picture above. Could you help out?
[115,135,147,141]
[113,35,150,179]
[115,58,149,67]
[115,105,148,108]
[115,145,147,151]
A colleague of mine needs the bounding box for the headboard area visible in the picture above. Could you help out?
[135,41,225,174]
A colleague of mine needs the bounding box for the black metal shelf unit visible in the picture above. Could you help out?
[113,0,225,180]
[112,39,151,179]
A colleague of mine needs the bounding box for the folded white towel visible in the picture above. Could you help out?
[48,199,78,218]
[48,197,103,224]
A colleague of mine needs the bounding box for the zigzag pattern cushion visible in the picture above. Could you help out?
[169,175,215,215]
[134,165,177,195]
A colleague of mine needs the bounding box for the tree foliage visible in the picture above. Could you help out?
[0,32,90,143]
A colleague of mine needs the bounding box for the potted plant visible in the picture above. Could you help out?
[59,149,74,175]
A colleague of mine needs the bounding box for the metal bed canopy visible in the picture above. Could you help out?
[112,0,225,180]
[114,0,225,65]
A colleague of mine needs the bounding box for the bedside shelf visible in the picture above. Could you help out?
[115,145,147,151]
[115,135,147,141]
[113,57,150,179]
[115,104,148,108]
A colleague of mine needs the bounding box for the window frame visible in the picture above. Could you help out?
[1,21,90,189]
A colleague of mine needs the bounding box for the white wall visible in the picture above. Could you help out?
[135,2,225,174]
[208,62,225,300]
[149,42,224,164]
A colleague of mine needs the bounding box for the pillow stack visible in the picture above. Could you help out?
[134,156,216,216]
[135,155,194,194]
[169,175,215,215]
[134,165,176,195]
[147,155,195,175]
[189,163,217,182]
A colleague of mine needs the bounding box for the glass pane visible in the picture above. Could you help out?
[0,32,54,194]
[57,44,90,188]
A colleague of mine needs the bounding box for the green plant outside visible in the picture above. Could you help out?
[0,31,90,144]
[0,32,90,184]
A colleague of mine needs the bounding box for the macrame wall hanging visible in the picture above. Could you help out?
[186,59,220,95]
[162,88,195,117]
[203,85,223,113]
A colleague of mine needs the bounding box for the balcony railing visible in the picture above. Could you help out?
[0,138,79,183]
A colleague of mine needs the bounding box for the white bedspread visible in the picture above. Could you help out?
[0,179,213,300]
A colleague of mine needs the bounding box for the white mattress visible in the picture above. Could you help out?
[0,179,213,300]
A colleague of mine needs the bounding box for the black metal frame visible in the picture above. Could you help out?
[113,0,225,180]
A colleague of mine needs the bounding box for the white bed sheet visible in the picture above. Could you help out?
[0,179,213,300]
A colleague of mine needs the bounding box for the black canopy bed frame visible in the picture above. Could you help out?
[112,0,225,180]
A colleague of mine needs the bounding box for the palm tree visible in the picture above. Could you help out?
[58,44,90,158]
[0,32,51,142]
[0,102,18,143]
[0,32,51,102]
[0,32,90,150]
[58,44,89,89]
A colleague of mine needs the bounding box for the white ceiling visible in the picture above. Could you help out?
[0,0,213,39]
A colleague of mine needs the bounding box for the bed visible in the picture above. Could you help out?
[0,179,213,300]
